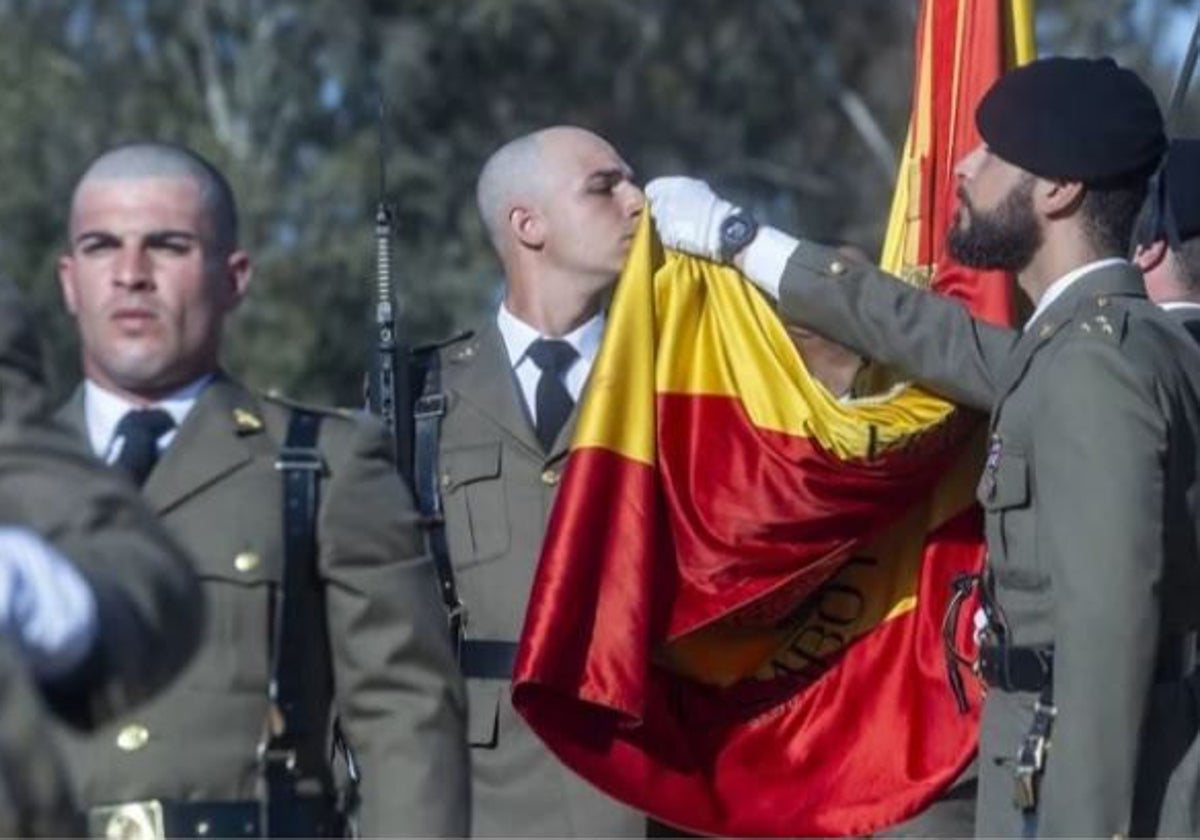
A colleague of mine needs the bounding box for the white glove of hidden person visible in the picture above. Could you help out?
[646,176,799,299]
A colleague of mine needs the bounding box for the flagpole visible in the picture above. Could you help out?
[1166,8,1200,134]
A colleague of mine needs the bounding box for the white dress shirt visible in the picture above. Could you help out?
[1024,258,1128,332]
[85,374,213,462]
[496,304,605,425]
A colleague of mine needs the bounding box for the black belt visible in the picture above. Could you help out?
[460,639,518,680]
[88,796,339,839]
[980,635,1196,693]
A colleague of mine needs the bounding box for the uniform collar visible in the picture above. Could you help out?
[1024,258,1128,332]
[84,374,214,461]
[496,303,605,371]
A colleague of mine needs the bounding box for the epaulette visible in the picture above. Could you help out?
[1073,295,1129,343]
[411,330,475,358]
[263,389,357,420]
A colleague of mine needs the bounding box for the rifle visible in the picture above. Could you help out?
[365,100,414,487]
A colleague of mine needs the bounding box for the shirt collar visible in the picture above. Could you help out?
[1025,258,1127,331]
[1160,301,1200,312]
[496,303,606,369]
[84,374,214,458]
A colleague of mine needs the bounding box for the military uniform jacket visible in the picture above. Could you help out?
[437,323,644,837]
[1163,301,1200,345]
[777,249,1200,837]
[0,283,202,833]
[56,373,469,838]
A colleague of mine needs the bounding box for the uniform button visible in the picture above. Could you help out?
[1038,322,1053,338]
[541,468,560,486]
[116,724,150,752]
[1097,296,1109,307]
[440,472,451,488]
[234,551,260,573]
[828,260,846,275]
[195,821,210,836]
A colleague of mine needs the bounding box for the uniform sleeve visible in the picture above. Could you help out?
[776,242,1016,410]
[0,414,203,730]
[1033,337,1165,836]
[318,415,469,838]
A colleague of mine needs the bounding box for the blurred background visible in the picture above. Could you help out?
[0,0,1196,405]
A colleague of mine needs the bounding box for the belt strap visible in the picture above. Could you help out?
[978,643,1053,693]
[88,797,339,839]
[263,410,326,837]
[412,349,464,649]
[460,639,518,680]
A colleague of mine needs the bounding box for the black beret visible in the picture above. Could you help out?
[976,57,1166,182]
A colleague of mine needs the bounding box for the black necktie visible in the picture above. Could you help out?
[113,408,175,486]
[527,338,578,452]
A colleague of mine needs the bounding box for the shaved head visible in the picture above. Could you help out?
[476,126,624,253]
[70,142,239,256]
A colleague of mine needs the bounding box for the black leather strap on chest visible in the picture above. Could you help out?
[260,409,334,837]
[412,350,464,649]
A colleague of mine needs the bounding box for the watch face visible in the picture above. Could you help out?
[720,211,758,259]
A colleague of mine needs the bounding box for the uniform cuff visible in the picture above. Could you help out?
[741,226,799,299]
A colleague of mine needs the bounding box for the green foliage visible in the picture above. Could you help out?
[0,0,1192,404]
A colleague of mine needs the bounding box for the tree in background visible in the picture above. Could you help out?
[0,0,1192,404]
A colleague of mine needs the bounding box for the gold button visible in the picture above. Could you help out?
[1039,322,1054,338]
[115,724,150,752]
[828,260,846,275]
[234,551,260,573]
[540,468,560,486]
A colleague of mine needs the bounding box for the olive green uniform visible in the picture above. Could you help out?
[436,323,645,837]
[0,282,202,834]
[56,373,469,838]
[776,247,1200,837]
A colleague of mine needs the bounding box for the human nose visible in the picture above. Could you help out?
[954,144,985,182]
[621,181,645,217]
[113,244,153,290]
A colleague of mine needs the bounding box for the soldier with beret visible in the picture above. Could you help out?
[1134,138,1200,341]
[52,141,469,838]
[647,57,1200,837]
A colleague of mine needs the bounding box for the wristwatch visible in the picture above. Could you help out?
[718,209,759,262]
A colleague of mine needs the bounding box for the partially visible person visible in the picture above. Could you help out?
[54,141,467,838]
[1134,137,1200,340]
[426,126,647,836]
[0,280,202,834]
[648,57,1200,838]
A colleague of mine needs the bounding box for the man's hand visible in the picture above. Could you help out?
[647,176,800,300]
[645,177,738,262]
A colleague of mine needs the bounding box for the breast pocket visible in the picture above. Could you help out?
[441,443,510,568]
[977,451,1043,589]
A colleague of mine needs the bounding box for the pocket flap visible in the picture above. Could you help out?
[442,443,502,491]
[977,452,1029,510]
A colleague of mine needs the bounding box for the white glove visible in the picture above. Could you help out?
[646,176,799,300]
[0,527,98,680]
[645,177,737,262]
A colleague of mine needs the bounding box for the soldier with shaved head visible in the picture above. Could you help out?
[424,126,646,836]
[53,140,469,838]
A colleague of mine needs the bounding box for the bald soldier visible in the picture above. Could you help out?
[53,141,468,838]
[420,126,647,836]
[0,281,201,835]
[649,57,1200,837]
[1134,138,1200,340]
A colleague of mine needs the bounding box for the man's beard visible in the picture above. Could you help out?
[947,176,1042,272]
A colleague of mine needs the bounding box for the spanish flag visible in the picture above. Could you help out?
[513,2,1034,836]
